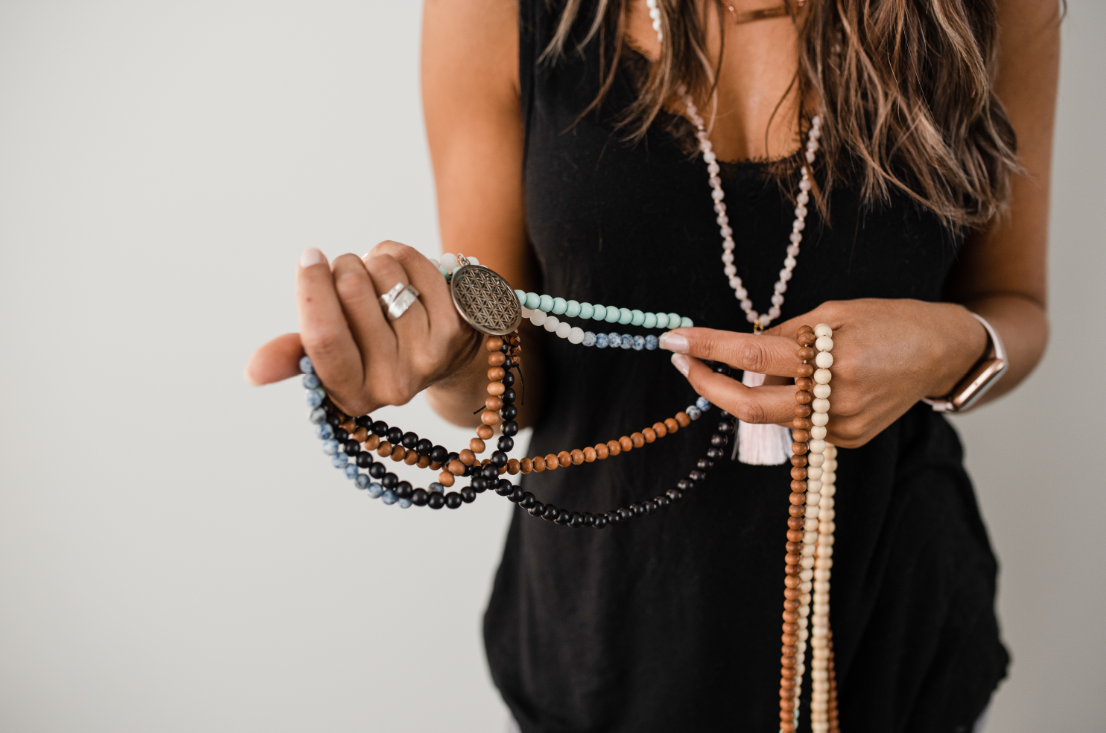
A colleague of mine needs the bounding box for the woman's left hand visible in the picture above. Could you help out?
[659,299,989,449]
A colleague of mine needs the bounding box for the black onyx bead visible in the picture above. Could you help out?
[711,433,730,447]
[582,513,595,527]
[371,420,389,437]
[427,492,445,509]
[503,357,514,369]
[519,492,536,509]
[473,479,488,494]
[606,511,621,525]
[689,470,707,483]
[569,513,583,528]
[386,427,403,444]
[496,479,514,496]
[641,500,656,515]
[395,482,413,500]
[717,421,735,435]
[713,364,730,375]
[464,463,479,477]
[618,507,633,522]
[501,372,515,388]
[501,404,518,421]
[654,495,670,509]
[501,420,519,437]
[697,458,714,471]
[482,465,499,480]
[542,504,559,521]
[667,488,684,502]
[381,473,398,489]
[555,510,571,525]
[412,489,429,507]
[594,515,609,530]
[344,440,360,454]
[354,415,372,428]
[327,413,343,427]
[460,487,477,503]
[446,452,460,465]
[430,445,449,464]
[356,453,374,468]
[502,388,516,404]
[334,428,349,442]
[707,447,725,461]
[490,451,508,467]
[630,503,644,517]
[508,488,524,503]
[369,463,387,479]
[415,439,433,456]
[720,410,733,419]
[677,479,695,491]
[445,492,463,509]
[401,432,419,449]
[528,502,546,517]
[471,477,486,492]
[497,436,514,452]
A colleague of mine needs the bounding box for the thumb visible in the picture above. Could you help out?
[245,332,305,386]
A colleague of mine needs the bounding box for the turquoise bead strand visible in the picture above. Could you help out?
[513,290,692,330]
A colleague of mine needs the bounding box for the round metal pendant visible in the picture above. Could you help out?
[449,264,522,336]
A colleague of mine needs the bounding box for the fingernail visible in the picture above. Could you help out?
[299,247,325,268]
[671,353,690,377]
[659,332,688,354]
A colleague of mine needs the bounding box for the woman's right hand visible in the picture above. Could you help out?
[245,241,482,416]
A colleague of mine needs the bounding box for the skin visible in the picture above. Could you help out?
[246,0,1057,452]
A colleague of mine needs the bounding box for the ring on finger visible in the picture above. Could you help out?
[378,282,406,309]
[384,284,421,321]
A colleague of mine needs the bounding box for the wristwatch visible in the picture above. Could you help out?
[922,312,1008,413]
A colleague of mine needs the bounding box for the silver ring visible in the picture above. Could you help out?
[378,282,406,309]
[383,284,420,321]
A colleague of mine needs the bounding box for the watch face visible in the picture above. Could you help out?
[953,359,1008,411]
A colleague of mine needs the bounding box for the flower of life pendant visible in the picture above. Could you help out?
[449,256,523,336]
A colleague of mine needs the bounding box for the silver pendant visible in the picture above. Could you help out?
[449,257,522,336]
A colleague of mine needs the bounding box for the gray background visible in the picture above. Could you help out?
[0,1,1101,731]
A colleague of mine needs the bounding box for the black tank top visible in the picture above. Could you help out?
[483,3,1008,731]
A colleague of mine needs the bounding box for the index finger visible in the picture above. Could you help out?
[659,327,800,378]
[297,248,364,399]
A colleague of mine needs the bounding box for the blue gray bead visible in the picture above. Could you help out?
[687,406,702,421]
[596,333,609,349]
[381,489,398,505]
[343,464,359,480]
[620,334,632,349]
[306,390,325,409]
[632,335,645,351]
[317,423,335,440]
[355,474,371,489]
[583,331,597,347]
[429,482,444,493]
[302,373,321,390]
[696,396,712,412]
[299,355,314,374]
[399,498,412,509]
[331,454,349,469]
[645,335,659,350]
[607,333,621,348]
[309,407,328,424]
[321,438,339,455]
[368,482,384,498]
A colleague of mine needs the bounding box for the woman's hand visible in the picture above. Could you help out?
[245,241,481,416]
[659,299,989,449]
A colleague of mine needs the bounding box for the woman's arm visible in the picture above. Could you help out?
[421,0,544,428]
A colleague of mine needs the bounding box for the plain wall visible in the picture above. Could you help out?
[0,2,1101,731]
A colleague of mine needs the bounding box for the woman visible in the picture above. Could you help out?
[247,0,1058,730]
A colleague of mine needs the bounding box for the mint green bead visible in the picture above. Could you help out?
[643,313,657,329]
[655,313,669,328]
[631,310,645,326]
[592,304,607,320]
[539,294,554,312]
[552,297,567,315]
[524,292,540,310]
[438,266,450,278]
[565,300,581,318]
[605,307,620,323]
[514,289,527,305]
[667,313,680,328]
[451,266,463,278]
[618,308,632,325]
[579,303,594,319]
[680,317,694,328]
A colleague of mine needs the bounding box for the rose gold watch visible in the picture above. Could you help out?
[922,312,1008,413]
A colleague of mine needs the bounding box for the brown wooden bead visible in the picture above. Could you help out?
[795,377,813,391]
[507,459,520,475]
[797,324,814,334]
[781,653,797,667]
[477,424,494,440]
[363,434,381,451]
[377,441,392,457]
[595,443,609,460]
[790,467,808,480]
[785,554,801,567]
[532,456,546,472]
[481,410,501,425]
[664,418,679,433]
[788,505,805,517]
[792,429,810,442]
[470,438,486,454]
[448,459,466,476]
[797,331,816,346]
[571,449,585,465]
[798,346,816,361]
[675,411,691,427]
[485,397,503,412]
[781,666,796,679]
[784,599,799,611]
[787,517,804,529]
[794,404,812,417]
[487,351,506,367]
[404,450,419,465]
[784,565,801,576]
[786,530,804,542]
[631,432,645,448]
[417,455,430,469]
[780,676,796,690]
[791,480,808,493]
[583,447,597,462]
[785,541,802,553]
[520,457,533,473]
[619,436,633,452]
[607,440,621,456]
[793,442,809,456]
[558,451,572,468]
[487,367,506,381]
[789,490,806,504]
[789,455,807,468]
[782,633,797,645]
[782,610,798,622]
[487,382,506,396]
[642,428,657,443]
[652,422,668,438]
[792,417,812,430]
[545,454,560,471]
[390,445,406,462]
[351,427,369,442]
[438,471,455,488]
[796,363,814,377]
[794,391,812,405]
[485,337,504,351]
[430,462,442,471]
[340,420,356,434]
[459,449,476,466]
[784,588,799,600]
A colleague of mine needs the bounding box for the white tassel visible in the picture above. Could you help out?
[735,371,793,465]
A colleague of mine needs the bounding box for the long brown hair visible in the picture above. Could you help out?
[544,0,1020,229]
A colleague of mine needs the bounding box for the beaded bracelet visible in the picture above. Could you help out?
[779,324,839,733]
